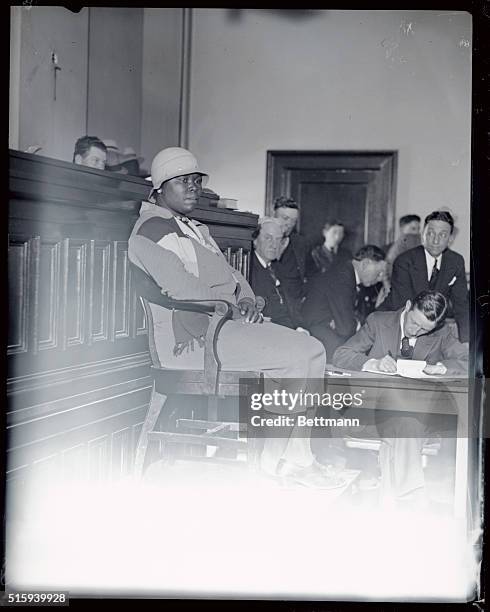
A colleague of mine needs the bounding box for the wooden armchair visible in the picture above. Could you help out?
[130,263,263,478]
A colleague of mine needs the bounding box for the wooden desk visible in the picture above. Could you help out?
[325,366,469,518]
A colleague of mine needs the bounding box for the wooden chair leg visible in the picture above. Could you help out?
[134,382,167,479]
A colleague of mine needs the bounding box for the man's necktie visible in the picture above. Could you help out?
[267,264,284,304]
[429,260,439,288]
[401,336,414,359]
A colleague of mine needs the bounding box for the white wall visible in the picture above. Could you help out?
[9,7,22,150]
[17,6,89,161]
[86,8,144,156]
[188,9,472,259]
[141,8,183,166]
[11,6,183,173]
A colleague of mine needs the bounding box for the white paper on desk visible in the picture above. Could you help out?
[395,359,448,379]
[364,358,462,379]
[396,359,427,378]
[362,365,398,375]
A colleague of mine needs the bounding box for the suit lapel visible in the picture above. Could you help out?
[435,250,454,291]
[380,309,403,356]
[412,333,438,361]
[413,247,430,293]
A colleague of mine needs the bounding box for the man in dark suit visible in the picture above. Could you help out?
[309,219,352,276]
[272,197,309,302]
[329,290,468,503]
[380,210,469,343]
[302,245,386,360]
[249,217,308,332]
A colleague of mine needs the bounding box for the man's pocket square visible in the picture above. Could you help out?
[448,276,457,286]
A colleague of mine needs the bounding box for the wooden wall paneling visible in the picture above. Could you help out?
[88,435,110,482]
[8,235,30,355]
[113,241,131,340]
[66,239,88,348]
[110,426,134,479]
[8,382,151,448]
[86,240,95,347]
[37,238,61,352]
[7,400,150,479]
[8,353,152,416]
[90,241,112,344]
[59,238,69,351]
[27,236,41,356]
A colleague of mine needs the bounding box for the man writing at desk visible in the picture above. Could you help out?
[330,290,468,504]
[333,290,468,376]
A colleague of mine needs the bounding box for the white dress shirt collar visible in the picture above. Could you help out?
[400,309,417,348]
[424,248,442,282]
[255,251,270,269]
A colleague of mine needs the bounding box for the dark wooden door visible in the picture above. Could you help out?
[266,151,397,254]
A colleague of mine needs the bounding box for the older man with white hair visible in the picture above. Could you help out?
[249,217,309,333]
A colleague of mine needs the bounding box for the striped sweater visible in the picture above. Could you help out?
[128,202,255,352]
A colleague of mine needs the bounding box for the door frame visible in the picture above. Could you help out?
[265,150,398,245]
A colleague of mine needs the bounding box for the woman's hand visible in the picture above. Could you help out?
[236,298,264,324]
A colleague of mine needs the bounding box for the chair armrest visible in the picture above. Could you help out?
[130,261,234,315]
[131,262,234,393]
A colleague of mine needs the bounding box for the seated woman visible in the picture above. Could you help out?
[128,147,331,487]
